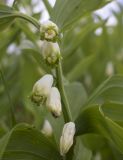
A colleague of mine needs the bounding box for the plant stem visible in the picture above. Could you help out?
[0,66,16,128]
[15,13,40,30]
[63,155,66,160]
[56,61,72,122]
[42,0,52,15]
[12,0,17,6]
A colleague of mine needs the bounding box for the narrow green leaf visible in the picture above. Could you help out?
[0,123,62,160]
[102,102,123,122]
[0,5,16,31]
[22,48,51,74]
[0,66,16,127]
[62,19,105,58]
[84,75,123,107]
[67,55,96,81]
[0,4,40,31]
[51,0,112,31]
[65,82,88,120]
[75,104,123,154]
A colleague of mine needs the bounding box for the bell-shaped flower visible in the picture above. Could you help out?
[60,122,76,156]
[41,119,53,137]
[41,41,61,65]
[31,74,53,105]
[46,87,62,117]
[40,20,59,42]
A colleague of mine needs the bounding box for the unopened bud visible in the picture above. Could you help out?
[31,74,53,105]
[40,20,59,42]
[41,41,61,65]
[41,119,53,137]
[60,122,76,156]
[46,87,62,117]
[105,61,114,76]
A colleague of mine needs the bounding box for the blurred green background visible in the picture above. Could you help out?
[0,0,123,126]
[0,1,123,159]
[1,0,123,122]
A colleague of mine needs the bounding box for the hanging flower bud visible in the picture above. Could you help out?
[105,61,114,76]
[46,87,62,117]
[40,20,59,42]
[60,122,76,156]
[31,74,53,105]
[41,41,61,65]
[41,119,53,137]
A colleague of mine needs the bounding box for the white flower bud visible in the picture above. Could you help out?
[31,74,53,105]
[41,119,53,137]
[105,61,114,76]
[40,20,59,42]
[60,122,76,156]
[41,41,61,65]
[46,87,62,117]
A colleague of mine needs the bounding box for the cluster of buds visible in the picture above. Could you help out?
[31,75,76,155]
[32,21,75,157]
[40,20,61,66]
[31,74,62,117]
[60,122,76,156]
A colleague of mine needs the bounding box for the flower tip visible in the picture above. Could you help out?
[41,119,53,137]
[41,41,61,66]
[31,74,53,105]
[60,122,76,156]
[40,20,59,42]
[46,87,62,117]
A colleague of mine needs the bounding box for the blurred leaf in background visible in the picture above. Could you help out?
[0,0,123,160]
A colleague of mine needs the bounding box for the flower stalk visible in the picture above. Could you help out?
[56,60,72,122]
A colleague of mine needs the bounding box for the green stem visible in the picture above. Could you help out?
[12,0,17,7]
[15,12,40,30]
[0,66,16,128]
[56,61,72,122]
[42,0,52,16]
[63,155,66,160]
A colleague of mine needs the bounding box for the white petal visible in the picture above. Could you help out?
[33,74,53,96]
[41,119,53,137]
[46,87,62,117]
[31,74,53,105]
[60,122,76,156]
[41,41,60,65]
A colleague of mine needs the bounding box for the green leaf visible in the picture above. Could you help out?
[75,104,123,154]
[51,0,112,31]
[84,75,123,107]
[0,5,16,31]
[65,82,88,120]
[102,102,123,122]
[22,48,50,74]
[67,55,96,81]
[62,18,103,58]
[0,4,40,31]
[46,114,64,146]
[81,134,106,151]
[73,138,92,160]
[0,123,62,160]
[0,58,21,118]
